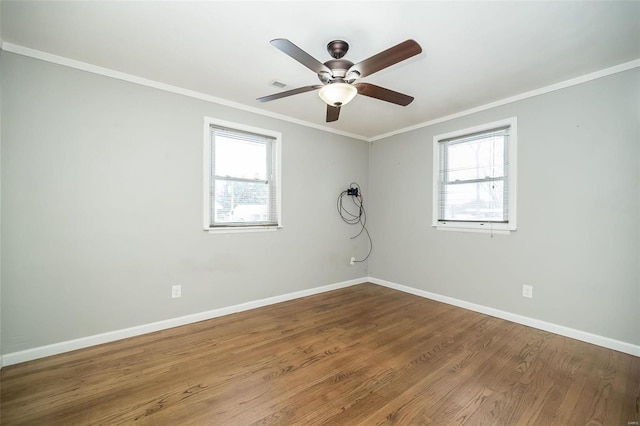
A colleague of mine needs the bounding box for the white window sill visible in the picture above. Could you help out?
[433,223,516,235]
[206,225,281,234]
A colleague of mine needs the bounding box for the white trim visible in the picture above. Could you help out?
[203,117,283,232]
[203,117,212,230]
[1,278,365,367]
[433,226,512,235]
[207,226,280,234]
[3,276,638,366]
[368,277,640,357]
[370,58,640,142]
[0,42,367,142]
[2,42,638,143]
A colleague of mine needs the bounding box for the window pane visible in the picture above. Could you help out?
[441,180,505,221]
[214,136,267,180]
[213,179,271,223]
[433,119,515,231]
[447,136,505,182]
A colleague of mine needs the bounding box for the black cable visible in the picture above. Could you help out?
[336,182,372,263]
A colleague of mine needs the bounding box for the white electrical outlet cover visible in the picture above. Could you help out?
[171,285,182,298]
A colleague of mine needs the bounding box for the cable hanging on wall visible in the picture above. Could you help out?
[337,182,372,263]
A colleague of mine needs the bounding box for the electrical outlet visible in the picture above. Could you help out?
[350,257,356,265]
[522,285,533,299]
[171,285,182,299]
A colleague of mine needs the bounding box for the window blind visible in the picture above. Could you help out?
[437,126,510,223]
[209,125,279,228]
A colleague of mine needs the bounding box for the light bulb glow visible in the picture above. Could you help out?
[318,83,357,106]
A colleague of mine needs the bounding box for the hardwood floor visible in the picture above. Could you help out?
[1,283,639,425]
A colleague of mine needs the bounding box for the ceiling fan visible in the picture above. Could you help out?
[257,38,422,122]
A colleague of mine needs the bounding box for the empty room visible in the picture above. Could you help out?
[0,1,639,424]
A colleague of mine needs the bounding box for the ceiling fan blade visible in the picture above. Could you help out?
[326,105,341,122]
[348,39,422,78]
[354,82,414,106]
[271,39,331,74]
[257,85,323,102]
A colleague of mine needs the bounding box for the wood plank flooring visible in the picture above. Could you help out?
[1,283,639,425]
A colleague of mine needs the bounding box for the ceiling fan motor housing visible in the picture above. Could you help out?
[327,40,349,59]
[319,40,355,83]
[321,59,354,80]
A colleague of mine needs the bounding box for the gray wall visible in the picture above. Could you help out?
[0,47,3,360]
[1,53,369,353]
[1,51,638,356]
[368,68,640,345]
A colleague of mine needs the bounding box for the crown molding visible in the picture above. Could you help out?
[0,42,368,142]
[370,58,640,141]
[2,42,638,143]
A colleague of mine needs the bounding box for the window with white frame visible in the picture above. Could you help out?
[204,118,281,232]
[433,117,517,233]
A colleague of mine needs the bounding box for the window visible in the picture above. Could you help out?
[203,117,281,232]
[433,117,517,233]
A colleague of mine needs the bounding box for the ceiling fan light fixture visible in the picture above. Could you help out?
[318,82,357,107]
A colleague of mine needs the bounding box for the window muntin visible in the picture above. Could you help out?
[433,118,517,233]
[204,118,281,231]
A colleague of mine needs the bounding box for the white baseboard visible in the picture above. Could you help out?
[4,276,637,367]
[369,277,640,357]
[1,277,365,367]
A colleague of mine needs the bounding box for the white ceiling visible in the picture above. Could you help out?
[2,1,639,139]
